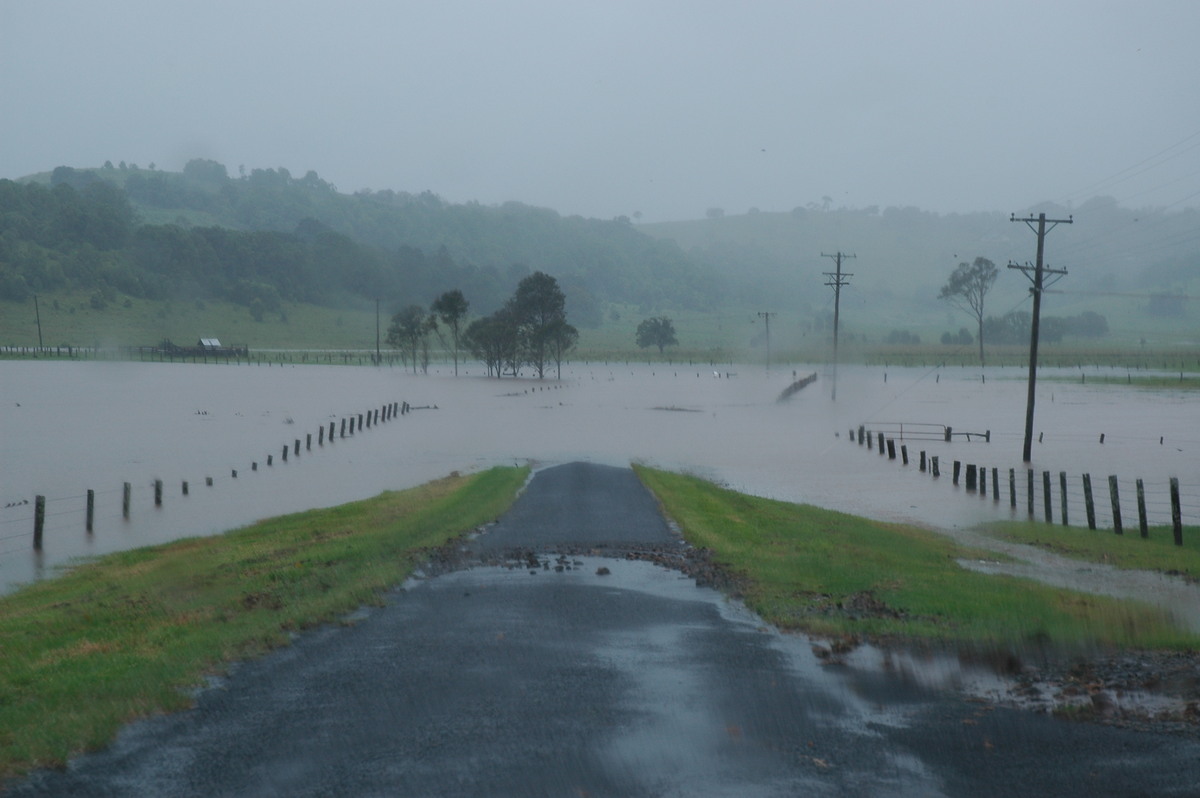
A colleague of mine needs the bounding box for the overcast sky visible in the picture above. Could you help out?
[3,0,1199,222]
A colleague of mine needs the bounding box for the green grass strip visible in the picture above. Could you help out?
[0,466,528,782]
[635,466,1196,649]
[979,520,1200,579]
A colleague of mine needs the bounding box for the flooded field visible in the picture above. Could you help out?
[1,358,1196,594]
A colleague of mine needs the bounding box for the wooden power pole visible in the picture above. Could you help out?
[1008,212,1072,462]
[821,252,855,401]
[757,311,774,370]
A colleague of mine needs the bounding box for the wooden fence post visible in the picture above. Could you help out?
[86,489,95,532]
[123,482,131,519]
[1109,475,1123,535]
[1083,474,1096,530]
[953,460,961,485]
[1060,472,1069,526]
[944,426,952,442]
[1009,468,1016,508]
[965,463,976,491]
[294,439,301,457]
[1027,469,1035,517]
[183,480,190,494]
[1043,471,1052,523]
[340,418,346,438]
[1170,478,1183,546]
[992,468,1000,502]
[306,433,312,451]
[931,456,940,477]
[155,479,163,507]
[34,496,45,550]
[318,426,324,445]
[886,439,896,460]
[1136,479,1148,538]
[919,451,926,472]
[901,445,908,465]
[858,425,865,446]
[282,445,288,462]
[877,432,884,454]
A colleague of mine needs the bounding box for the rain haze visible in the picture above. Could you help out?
[3,0,1200,221]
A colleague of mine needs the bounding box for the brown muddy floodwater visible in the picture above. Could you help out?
[1,359,1196,594]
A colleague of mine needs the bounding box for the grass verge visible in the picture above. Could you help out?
[0,466,528,783]
[634,466,1196,649]
[977,520,1200,580]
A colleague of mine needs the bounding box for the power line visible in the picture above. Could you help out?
[821,251,855,401]
[1008,212,1073,463]
[756,311,775,370]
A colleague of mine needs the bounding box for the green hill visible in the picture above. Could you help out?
[2,162,730,330]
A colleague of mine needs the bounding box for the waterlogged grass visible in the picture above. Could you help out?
[0,466,527,782]
[978,520,1200,579]
[635,466,1194,649]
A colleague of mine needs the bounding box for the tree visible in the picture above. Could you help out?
[431,289,469,375]
[464,306,520,378]
[511,271,567,379]
[386,304,433,374]
[938,256,998,365]
[544,317,578,379]
[636,316,678,354]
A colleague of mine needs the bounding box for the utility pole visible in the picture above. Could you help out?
[821,252,855,401]
[757,311,774,370]
[33,293,44,350]
[1008,212,1072,462]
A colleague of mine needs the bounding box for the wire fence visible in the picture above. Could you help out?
[851,424,1194,543]
[1,399,413,559]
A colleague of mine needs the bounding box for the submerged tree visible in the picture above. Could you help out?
[511,271,567,379]
[386,304,434,374]
[431,288,469,376]
[464,306,520,377]
[635,316,678,354]
[543,317,578,380]
[938,257,997,365]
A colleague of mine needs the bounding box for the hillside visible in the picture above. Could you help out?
[2,162,731,328]
[3,161,1196,353]
[641,199,1200,347]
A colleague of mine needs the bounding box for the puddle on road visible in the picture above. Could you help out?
[408,554,1200,731]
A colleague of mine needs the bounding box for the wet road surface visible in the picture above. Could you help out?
[9,462,1200,796]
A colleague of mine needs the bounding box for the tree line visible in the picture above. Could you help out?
[387,272,577,379]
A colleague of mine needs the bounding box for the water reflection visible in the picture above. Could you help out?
[1,360,1195,593]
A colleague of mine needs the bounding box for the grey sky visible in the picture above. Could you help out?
[3,0,1198,222]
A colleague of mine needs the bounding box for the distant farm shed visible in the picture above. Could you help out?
[198,338,221,350]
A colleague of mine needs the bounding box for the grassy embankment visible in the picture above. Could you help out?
[635,466,1199,649]
[0,466,528,783]
[978,519,1200,579]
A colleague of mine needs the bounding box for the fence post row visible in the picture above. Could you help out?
[22,396,404,550]
[847,429,1185,544]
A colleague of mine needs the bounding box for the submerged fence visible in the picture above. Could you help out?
[850,424,1195,544]
[2,400,417,558]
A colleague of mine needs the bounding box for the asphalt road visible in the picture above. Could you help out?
[10,462,1200,797]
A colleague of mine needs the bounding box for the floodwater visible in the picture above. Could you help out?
[1,359,1196,594]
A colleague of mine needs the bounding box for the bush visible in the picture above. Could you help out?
[886,329,920,345]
